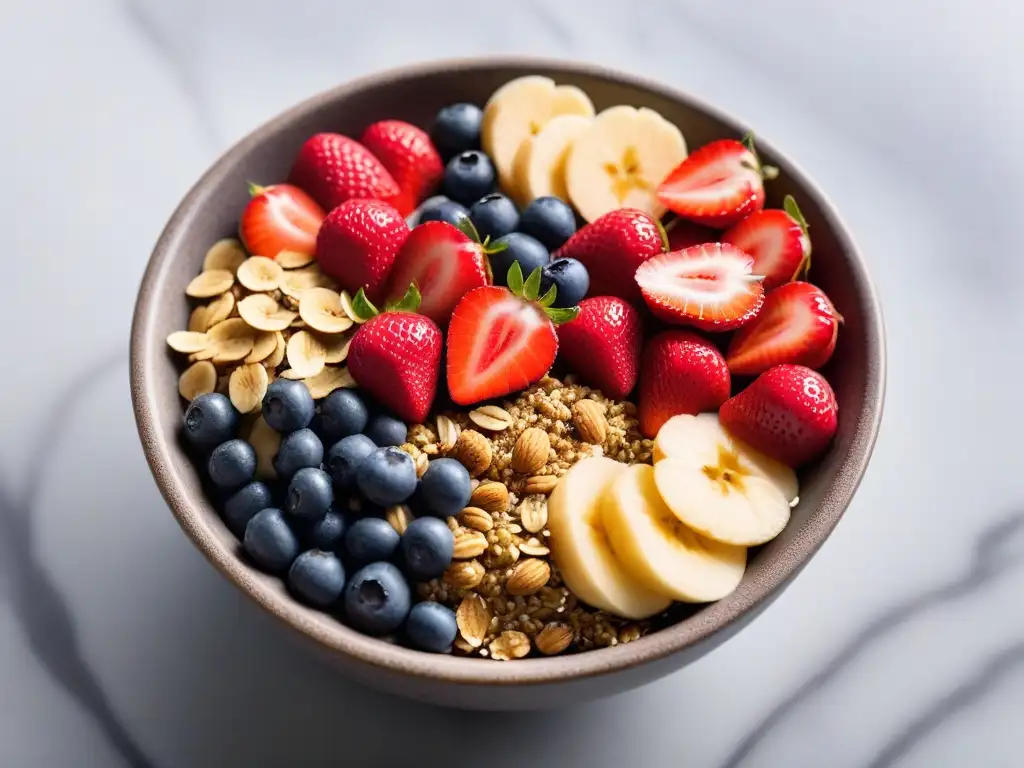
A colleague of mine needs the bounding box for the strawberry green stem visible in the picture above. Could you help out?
[247,181,266,198]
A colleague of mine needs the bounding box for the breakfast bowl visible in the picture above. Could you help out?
[130,57,885,710]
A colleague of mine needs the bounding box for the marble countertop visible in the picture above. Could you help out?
[2,0,1022,765]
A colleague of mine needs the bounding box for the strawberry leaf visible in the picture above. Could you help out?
[544,305,580,324]
[386,282,422,313]
[783,195,809,233]
[351,288,379,320]
[740,132,779,181]
[523,266,542,302]
[655,218,670,252]
[507,261,525,296]
[247,181,266,198]
[538,284,558,308]
[455,214,481,243]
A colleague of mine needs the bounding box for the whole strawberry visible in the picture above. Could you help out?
[719,364,838,467]
[638,330,731,438]
[288,133,402,212]
[316,199,410,304]
[557,296,642,399]
[360,120,444,216]
[552,208,666,304]
[347,286,441,424]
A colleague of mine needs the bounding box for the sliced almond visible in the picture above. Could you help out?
[303,366,356,398]
[203,238,247,272]
[519,538,550,557]
[186,269,234,298]
[468,405,514,431]
[212,337,254,364]
[322,332,353,364]
[207,318,256,342]
[244,331,277,364]
[518,496,548,533]
[229,363,269,414]
[166,331,210,354]
[276,250,316,269]
[204,291,236,329]
[248,416,280,479]
[339,290,370,324]
[436,414,460,451]
[456,594,491,648]
[187,306,208,333]
[237,294,297,332]
[237,256,284,292]
[178,360,217,401]
[286,331,327,378]
[264,331,286,369]
[299,288,354,334]
[280,265,332,299]
[277,369,305,380]
[385,505,415,535]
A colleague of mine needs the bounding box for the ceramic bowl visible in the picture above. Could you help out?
[130,57,885,710]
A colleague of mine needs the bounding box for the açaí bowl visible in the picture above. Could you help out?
[130,57,885,710]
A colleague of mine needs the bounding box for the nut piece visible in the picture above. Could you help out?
[204,291,236,329]
[468,405,514,431]
[518,496,548,534]
[237,256,284,292]
[245,331,278,364]
[203,238,247,272]
[248,416,281,479]
[458,507,494,532]
[299,288,354,334]
[228,363,270,414]
[276,250,315,269]
[415,452,429,477]
[435,414,460,451]
[572,399,608,445]
[178,360,217,401]
[506,558,551,596]
[443,559,485,589]
[511,427,549,473]
[489,630,531,661]
[238,294,297,332]
[523,474,559,495]
[166,331,210,354]
[286,331,327,378]
[451,429,492,477]
[519,538,550,557]
[469,481,510,514]
[303,366,355,399]
[456,594,491,648]
[186,269,234,298]
[535,623,573,656]
[385,505,414,535]
[453,530,488,559]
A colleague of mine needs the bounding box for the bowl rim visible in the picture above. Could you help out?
[131,55,886,687]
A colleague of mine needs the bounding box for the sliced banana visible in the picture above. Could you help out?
[482,76,595,196]
[547,456,671,620]
[512,114,592,205]
[565,105,687,223]
[602,464,746,602]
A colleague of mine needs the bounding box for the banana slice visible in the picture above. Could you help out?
[653,413,799,504]
[512,114,592,205]
[482,76,595,197]
[565,105,687,223]
[548,457,671,620]
[602,464,746,602]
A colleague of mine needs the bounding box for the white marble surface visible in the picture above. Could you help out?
[2,0,1023,765]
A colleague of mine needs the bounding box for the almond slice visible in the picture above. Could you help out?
[166,331,210,354]
[468,405,514,431]
[237,294,297,332]
[237,256,284,292]
[299,288,354,334]
[204,291,236,329]
[229,363,270,414]
[303,366,356,399]
[212,337,254,364]
[276,250,316,269]
[178,360,217,400]
[187,306,208,333]
[286,331,327,378]
[264,331,287,369]
[244,331,277,364]
[186,270,234,298]
[248,416,280,479]
[322,332,353,364]
[203,238,247,272]
[207,317,256,342]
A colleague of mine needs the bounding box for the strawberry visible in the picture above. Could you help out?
[288,133,402,212]
[726,281,841,376]
[719,364,838,467]
[664,218,719,251]
[657,134,777,228]
[723,195,811,291]
[315,199,410,303]
[635,243,765,332]
[239,183,325,260]
[385,220,494,326]
[360,120,444,216]
[557,296,643,399]
[552,208,666,304]
[347,285,441,423]
[446,263,578,406]
[638,329,731,438]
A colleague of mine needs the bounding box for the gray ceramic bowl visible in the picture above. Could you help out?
[130,57,885,710]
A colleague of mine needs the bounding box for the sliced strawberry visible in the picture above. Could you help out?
[657,135,775,228]
[239,183,325,260]
[385,221,491,326]
[723,196,811,291]
[635,243,765,332]
[726,281,841,375]
[664,218,719,251]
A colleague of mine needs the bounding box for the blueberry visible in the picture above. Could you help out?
[519,196,577,251]
[539,257,590,308]
[405,602,458,653]
[262,379,315,434]
[207,439,256,491]
[273,428,323,479]
[356,447,418,507]
[418,458,471,518]
[344,517,400,564]
[317,389,369,444]
[430,103,483,160]
[364,413,408,447]
[287,549,346,608]
[244,508,299,572]
[286,467,334,520]
[442,150,496,206]
[344,562,411,636]
[222,481,273,536]
[400,517,455,582]
[417,198,471,228]
[182,393,238,449]
[469,193,519,241]
[327,434,377,491]
[300,508,347,552]
[490,232,550,286]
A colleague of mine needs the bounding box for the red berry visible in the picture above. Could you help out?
[722,196,811,291]
[360,120,444,216]
[239,183,325,260]
[288,133,401,212]
[557,296,643,399]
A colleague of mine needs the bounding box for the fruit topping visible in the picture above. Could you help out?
[357,446,418,507]
[442,150,497,206]
[288,132,402,212]
[344,562,412,636]
[722,195,811,291]
[415,197,470,228]
[327,433,377,491]
[431,103,484,161]
[405,601,458,653]
[244,508,300,573]
[182,392,238,448]
[287,550,346,608]
[418,457,472,518]
[719,364,838,468]
[360,119,444,216]
[512,113,592,205]
[468,192,520,240]
[261,378,315,433]
[208,438,257,491]
[400,517,456,582]
[273,428,323,479]
[489,231,549,287]
[518,195,577,251]
[345,517,401,565]
[538,257,590,309]
[286,467,334,520]
[239,183,325,261]
[634,242,765,331]
[315,389,370,444]
[557,296,642,399]
[638,329,730,438]
[363,413,408,448]
[664,218,719,251]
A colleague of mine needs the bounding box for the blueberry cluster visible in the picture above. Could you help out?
[181,382,474,653]
[424,104,591,308]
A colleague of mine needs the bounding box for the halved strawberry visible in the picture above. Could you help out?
[726,281,841,375]
[446,264,578,406]
[635,243,764,332]
[723,195,811,291]
[385,220,493,326]
[657,134,777,228]
[239,183,325,260]
[664,218,719,251]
